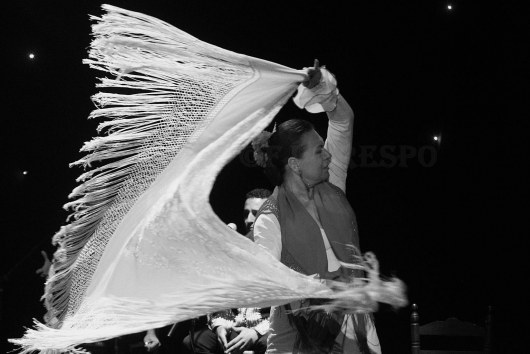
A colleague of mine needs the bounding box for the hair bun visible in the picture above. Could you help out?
[251,131,272,168]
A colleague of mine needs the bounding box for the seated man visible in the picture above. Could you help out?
[145,188,272,354]
[200,307,269,354]
[183,188,272,354]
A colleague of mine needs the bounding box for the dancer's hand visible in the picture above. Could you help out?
[225,327,258,353]
[303,59,322,89]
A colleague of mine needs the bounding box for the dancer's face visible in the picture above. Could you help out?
[294,129,332,185]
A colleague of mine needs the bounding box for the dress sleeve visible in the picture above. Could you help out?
[208,309,235,331]
[244,308,270,336]
[253,317,270,337]
[253,213,282,261]
[292,68,354,193]
[324,94,354,193]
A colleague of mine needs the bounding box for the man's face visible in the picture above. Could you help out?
[244,197,267,232]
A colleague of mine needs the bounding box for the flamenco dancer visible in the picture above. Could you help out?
[253,62,381,353]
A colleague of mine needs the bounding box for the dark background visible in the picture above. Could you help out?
[1,1,526,353]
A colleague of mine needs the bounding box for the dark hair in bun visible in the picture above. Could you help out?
[263,119,314,186]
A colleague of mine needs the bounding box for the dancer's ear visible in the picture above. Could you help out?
[287,157,301,174]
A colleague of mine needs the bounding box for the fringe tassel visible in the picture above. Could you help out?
[41,3,258,326]
[16,262,404,354]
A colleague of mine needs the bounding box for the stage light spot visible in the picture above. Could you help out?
[433,136,439,141]
[22,171,28,175]
[29,53,35,59]
[447,4,452,10]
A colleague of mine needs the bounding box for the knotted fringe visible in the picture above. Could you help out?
[43,3,257,330]
[13,253,405,353]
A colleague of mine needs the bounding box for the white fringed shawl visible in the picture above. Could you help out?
[11,5,407,353]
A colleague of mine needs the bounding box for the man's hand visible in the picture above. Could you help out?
[215,326,230,350]
[35,251,51,278]
[143,329,161,352]
[303,59,322,89]
[225,327,258,353]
